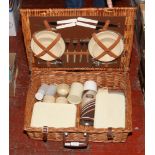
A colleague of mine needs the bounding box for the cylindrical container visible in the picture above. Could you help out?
[67,82,84,104]
[35,84,49,100]
[45,84,57,96]
[82,90,97,107]
[82,80,97,108]
[43,95,55,103]
[57,83,70,97]
[80,80,97,126]
[80,99,95,126]
[56,97,68,104]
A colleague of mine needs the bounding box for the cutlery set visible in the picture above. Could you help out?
[48,17,119,30]
[64,38,90,63]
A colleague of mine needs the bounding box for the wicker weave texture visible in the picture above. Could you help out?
[24,71,132,142]
[20,8,136,71]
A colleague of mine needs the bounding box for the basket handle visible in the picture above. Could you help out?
[63,132,88,148]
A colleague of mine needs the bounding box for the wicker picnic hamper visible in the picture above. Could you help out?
[20,8,136,147]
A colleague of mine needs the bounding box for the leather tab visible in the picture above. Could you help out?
[101,20,110,31]
[42,126,48,142]
[43,20,52,31]
[107,127,113,140]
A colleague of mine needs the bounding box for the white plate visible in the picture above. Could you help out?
[88,30,124,62]
[31,30,65,61]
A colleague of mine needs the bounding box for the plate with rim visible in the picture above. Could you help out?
[88,30,124,62]
[31,30,65,61]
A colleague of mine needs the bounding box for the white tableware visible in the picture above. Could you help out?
[88,30,124,62]
[35,84,49,100]
[31,30,65,61]
[67,82,84,105]
[43,95,55,103]
[57,83,70,97]
[56,97,68,104]
[45,84,57,96]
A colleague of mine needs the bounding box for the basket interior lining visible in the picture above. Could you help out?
[29,16,125,69]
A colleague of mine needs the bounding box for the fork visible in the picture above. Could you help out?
[72,39,78,63]
[65,38,71,63]
[82,38,90,63]
[79,39,84,63]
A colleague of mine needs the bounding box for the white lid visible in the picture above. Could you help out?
[84,80,97,92]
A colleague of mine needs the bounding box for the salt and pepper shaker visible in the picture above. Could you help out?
[43,84,57,103]
[56,97,68,104]
[35,84,49,100]
[57,83,70,97]
[43,95,55,103]
[45,84,57,96]
[67,82,84,105]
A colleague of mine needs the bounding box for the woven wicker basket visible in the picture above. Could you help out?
[20,8,136,147]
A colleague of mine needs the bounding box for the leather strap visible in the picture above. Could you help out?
[32,33,61,59]
[43,20,51,31]
[100,20,110,31]
[42,126,48,142]
[92,33,122,60]
[107,127,113,140]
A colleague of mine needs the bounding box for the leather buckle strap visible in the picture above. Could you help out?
[92,33,122,60]
[107,127,113,140]
[42,126,48,142]
[32,32,61,60]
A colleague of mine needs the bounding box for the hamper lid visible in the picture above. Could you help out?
[20,8,136,72]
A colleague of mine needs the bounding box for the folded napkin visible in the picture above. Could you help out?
[31,102,77,128]
[94,89,125,128]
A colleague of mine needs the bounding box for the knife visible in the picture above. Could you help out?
[49,18,77,25]
[77,17,119,27]
[56,22,76,29]
[76,21,106,30]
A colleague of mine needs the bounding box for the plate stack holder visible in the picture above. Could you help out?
[20,7,136,148]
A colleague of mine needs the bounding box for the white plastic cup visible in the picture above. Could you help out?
[35,84,49,100]
[67,82,84,104]
[83,80,97,92]
[57,83,70,97]
[43,95,55,103]
[46,84,57,96]
[56,97,68,104]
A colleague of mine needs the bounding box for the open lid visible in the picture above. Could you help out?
[20,8,136,72]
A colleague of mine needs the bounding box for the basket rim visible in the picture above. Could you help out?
[24,71,132,135]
